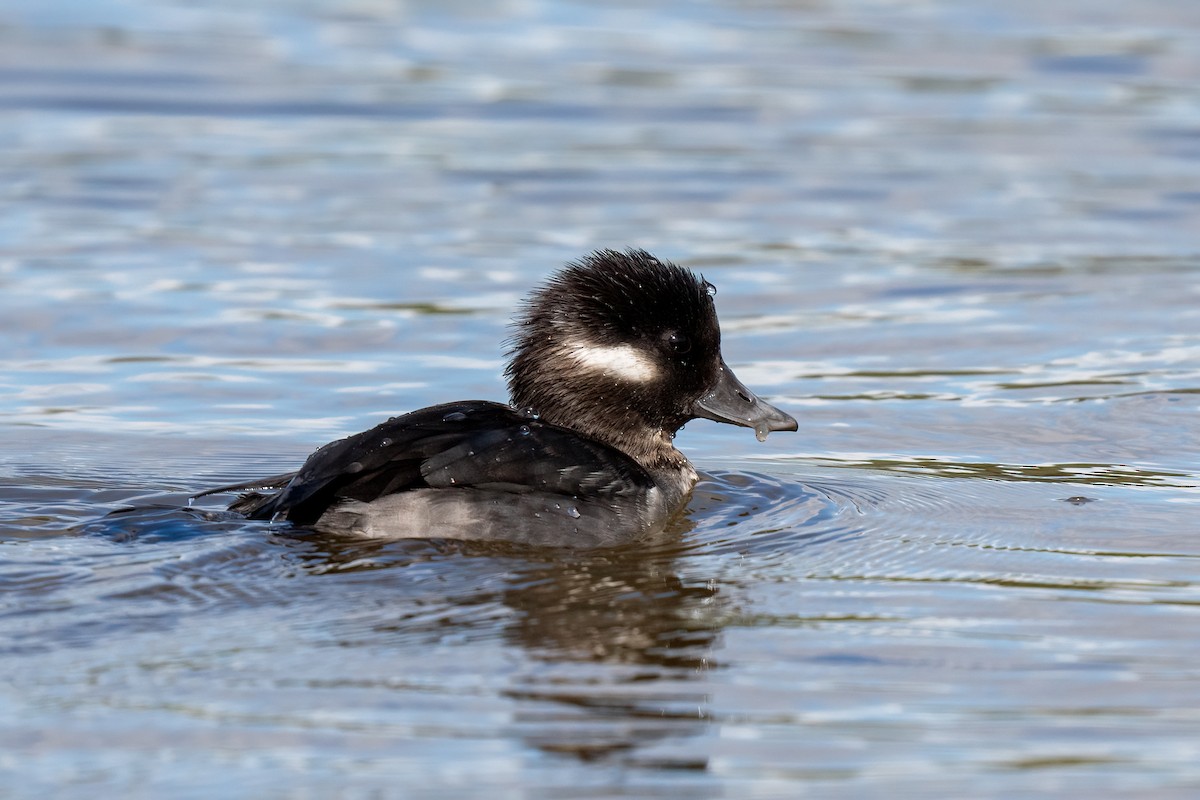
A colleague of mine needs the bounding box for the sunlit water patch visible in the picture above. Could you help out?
[3,0,1200,795]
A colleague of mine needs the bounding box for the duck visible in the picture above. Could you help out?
[196,249,797,547]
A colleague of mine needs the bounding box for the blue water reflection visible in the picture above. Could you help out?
[1,0,1199,796]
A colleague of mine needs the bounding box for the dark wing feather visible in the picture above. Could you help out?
[225,401,652,524]
[190,472,298,501]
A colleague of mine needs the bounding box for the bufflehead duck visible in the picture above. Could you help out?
[198,249,796,547]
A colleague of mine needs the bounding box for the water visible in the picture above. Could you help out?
[2,0,1200,796]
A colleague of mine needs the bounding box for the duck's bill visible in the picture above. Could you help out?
[692,360,798,441]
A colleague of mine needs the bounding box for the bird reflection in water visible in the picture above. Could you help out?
[299,519,722,766]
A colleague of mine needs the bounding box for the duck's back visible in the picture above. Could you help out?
[227,401,690,546]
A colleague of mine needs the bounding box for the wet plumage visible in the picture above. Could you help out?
[197,249,796,546]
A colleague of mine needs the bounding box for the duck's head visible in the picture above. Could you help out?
[506,249,796,464]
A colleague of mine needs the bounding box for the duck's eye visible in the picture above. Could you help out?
[664,331,692,355]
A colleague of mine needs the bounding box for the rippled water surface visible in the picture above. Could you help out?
[3,0,1200,796]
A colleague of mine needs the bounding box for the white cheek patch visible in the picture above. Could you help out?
[567,342,659,383]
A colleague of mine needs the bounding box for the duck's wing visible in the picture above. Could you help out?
[218,401,653,524]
